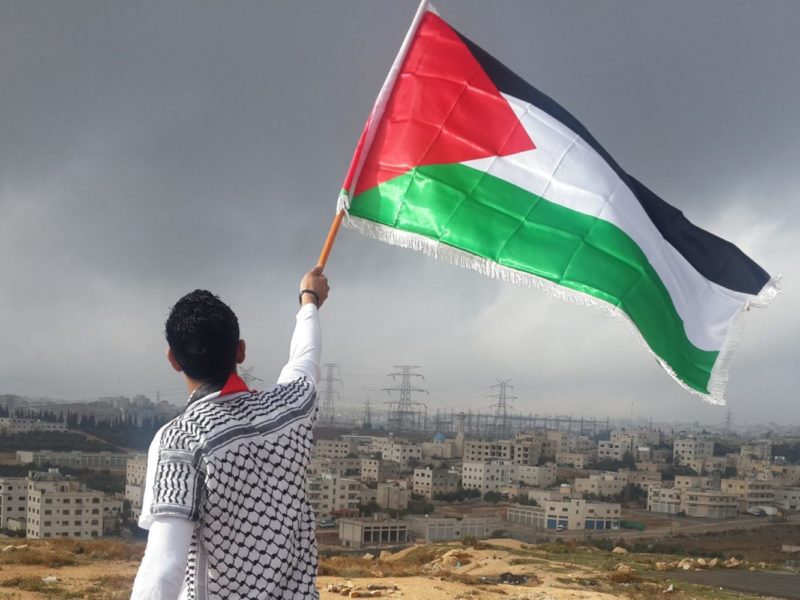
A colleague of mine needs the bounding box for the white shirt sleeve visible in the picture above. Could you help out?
[130,516,194,600]
[277,304,321,386]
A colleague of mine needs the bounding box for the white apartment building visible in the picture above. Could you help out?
[25,470,105,539]
[125,454,147,522]
[673,437,715,465]
[507,498,620,531]
[306,475,363,519]
[17,450,129,471]
[0,418,67,434]
[360,458,400,483]
[0,477,28,528]
[462,461,516,495]
[375,482,411,511]
[413,467,460,499]
[313,438,360,459]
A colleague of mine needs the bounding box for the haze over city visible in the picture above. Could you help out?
[1,1,797,424]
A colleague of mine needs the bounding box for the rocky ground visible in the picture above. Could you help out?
[0,536,795,599]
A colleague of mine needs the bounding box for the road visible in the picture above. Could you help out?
[668,570,800,600]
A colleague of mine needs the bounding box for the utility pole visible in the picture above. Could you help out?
[319,364,342,425]
[489,379,516,440]
[362,396,372,429]
[384,365,429,432]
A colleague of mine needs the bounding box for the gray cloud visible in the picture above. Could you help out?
[1,1,796,423]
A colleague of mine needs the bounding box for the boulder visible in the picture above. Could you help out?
[611,546,628,554]
[1,545,15,553]
[41,576,60,584]
[708,558,721,568]
[362,553,374,561]
[655,562,671,571]
[615,564,632,574]
[678,558,695,570]
[379,551,392,561]
[724,557,742,568]
[696,558,707,567]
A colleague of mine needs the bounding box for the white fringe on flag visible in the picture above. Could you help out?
[343,214,781,406]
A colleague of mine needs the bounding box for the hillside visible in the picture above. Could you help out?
[0,534,796,599]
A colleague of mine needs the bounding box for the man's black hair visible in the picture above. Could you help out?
[165,290,240,384]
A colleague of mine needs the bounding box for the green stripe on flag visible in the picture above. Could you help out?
[349,163,717,393]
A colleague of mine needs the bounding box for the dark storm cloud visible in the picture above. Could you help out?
[0,1,796,423]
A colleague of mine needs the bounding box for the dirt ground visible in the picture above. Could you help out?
[0,535,790,599]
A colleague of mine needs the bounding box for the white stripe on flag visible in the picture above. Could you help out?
[463,93,752,352]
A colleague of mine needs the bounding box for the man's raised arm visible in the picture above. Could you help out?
[277,266,329,386]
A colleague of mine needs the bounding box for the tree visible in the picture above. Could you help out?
[483,491,503,503]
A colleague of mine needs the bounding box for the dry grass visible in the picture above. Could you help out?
[0,538,144,569]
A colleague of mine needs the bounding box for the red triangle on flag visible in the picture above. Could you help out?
[354,12,536,197]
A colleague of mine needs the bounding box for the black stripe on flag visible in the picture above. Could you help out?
[456,30,770,296]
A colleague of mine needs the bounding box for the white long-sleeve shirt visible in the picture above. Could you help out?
[132,304,321,600]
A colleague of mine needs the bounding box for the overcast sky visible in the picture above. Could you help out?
[1,1,797,425]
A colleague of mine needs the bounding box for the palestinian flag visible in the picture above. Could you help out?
[338,2,778,403]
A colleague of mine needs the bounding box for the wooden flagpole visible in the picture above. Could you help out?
[317,211,344,269]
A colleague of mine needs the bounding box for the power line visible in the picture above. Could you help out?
[489,379,516,439]
[384,365,429,432]
[319,364,342,425]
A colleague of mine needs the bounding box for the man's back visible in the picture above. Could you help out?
[146,378,318,599]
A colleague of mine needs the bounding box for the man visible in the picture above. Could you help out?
[131,267,329,600]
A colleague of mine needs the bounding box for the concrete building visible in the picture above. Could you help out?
[307,475,364,519]
[360,458,400,483]
[17,450,129,471]
[556,452,594,469]
[647,485,681,514]
[515,464,557,488]
[720,478,776,512]
[674,475,715,490]
[375,482,411,511]
[125,454,147,523]
[462,461,516,495]
[774,488,800,512]
[541,431,570,460]
[313,438,360,459]
[0,477,28,528]
[421,433,460,459]
[647,485,738,518]
[0,418,66,434]
[685,456,729,475]
[673,437,714,465]
[308,456,362,478]
[740,440,772,462]
[681,490,738,518]
[463,440,513,463]
[25,469,105,539]
[407,515,503,542]
[338,517,409,549]
[413,467,460,499]
[507,498,621,531]
[574,472,627,498]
